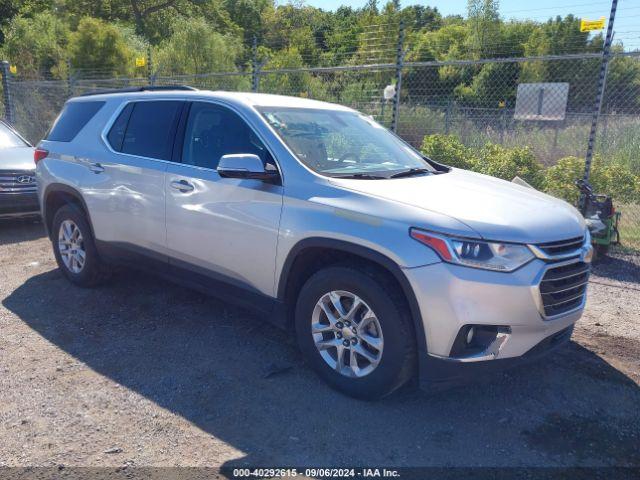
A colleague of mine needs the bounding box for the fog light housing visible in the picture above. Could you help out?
[450,325,511,359]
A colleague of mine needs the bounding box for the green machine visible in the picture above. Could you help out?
[576,179,621,256]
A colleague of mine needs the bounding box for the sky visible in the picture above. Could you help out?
[298,0,640,50]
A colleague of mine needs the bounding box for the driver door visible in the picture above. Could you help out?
[164,101,283,298]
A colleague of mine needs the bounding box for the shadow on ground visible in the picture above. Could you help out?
[3,268,639,470]
[592,253,640,284]
[0,218,45,246]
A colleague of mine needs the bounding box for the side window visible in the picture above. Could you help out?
[182,102,271,169]
[106,103,134,152]
[47,101,105,142]
[120,101,183,161]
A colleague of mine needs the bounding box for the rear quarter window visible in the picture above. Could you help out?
[47,101,105,142]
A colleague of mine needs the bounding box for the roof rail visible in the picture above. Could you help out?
[78,85,198,97]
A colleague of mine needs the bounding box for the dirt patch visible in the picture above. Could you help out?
[524,413,640,465]
[0,220,639,468]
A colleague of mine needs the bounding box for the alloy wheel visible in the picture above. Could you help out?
[58,219,86,274]
[311,290,384,378]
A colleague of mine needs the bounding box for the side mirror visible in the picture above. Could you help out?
[217,154,278,181]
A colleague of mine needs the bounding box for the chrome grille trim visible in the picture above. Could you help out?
[537,260,590,319]
[529,235,588,261]
[0,170,37,194]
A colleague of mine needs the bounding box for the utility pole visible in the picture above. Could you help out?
[581,0,617,210]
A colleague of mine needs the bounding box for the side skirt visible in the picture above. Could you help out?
[95,240,287,328]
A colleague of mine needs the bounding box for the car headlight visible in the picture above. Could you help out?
[410,228,535,272]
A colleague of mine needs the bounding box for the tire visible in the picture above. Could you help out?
[295,266,416,399]
[51,204,108,287]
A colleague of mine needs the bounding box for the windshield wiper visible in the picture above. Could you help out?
[389,168,432,179]
[333,173,387,180]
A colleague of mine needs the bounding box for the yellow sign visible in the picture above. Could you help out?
[135,57,146,67]
[580,17,606,32]
[9,65,17,74]
[498,100,506,108]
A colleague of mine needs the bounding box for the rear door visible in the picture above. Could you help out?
[83,99,184,257]
[164,101,283,297]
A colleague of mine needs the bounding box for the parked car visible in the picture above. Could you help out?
[36,87,593,399]
[0,120,38,219]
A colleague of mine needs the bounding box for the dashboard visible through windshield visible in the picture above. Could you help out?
[259,107,435,179]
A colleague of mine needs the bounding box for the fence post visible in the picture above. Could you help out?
[582,0,617,207]
[66,59,76,98]
[444,99,453,134]
[1,61,15,125]
[391,20,405,133]
[147,45,155,86]
[251,36,260,93]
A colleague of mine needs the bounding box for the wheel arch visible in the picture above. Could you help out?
[43,183,94,241]
[277,237,427,354]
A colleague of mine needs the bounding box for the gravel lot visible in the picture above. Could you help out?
[0,219,639,470]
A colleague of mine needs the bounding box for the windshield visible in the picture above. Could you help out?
[0,122,28,148]
[259,107,434,178]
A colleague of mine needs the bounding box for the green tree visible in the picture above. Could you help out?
[2,12,69,77]
[260,47,310,96]
[466,0,500,59]
[155,17,241,75]
[68,17,139,76]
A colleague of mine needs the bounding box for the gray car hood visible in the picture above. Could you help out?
[0,146,35,171]
[330,168,586,244]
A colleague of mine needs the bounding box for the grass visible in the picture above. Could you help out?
[615,204,640,253]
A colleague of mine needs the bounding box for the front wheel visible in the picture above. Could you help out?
[295,266,416,399]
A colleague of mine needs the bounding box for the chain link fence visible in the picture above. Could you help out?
[1,49,639,252]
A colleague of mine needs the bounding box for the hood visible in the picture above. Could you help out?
[329,168,585,244]
[0,146,35,171]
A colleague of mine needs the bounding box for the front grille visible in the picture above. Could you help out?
[0,170,37,194]
[540,261,590,317]
[536,236,585,256]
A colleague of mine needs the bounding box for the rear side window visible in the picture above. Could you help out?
[47,101,105,142]
[119,101,182,160]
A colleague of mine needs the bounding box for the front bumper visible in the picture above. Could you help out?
[403,257,587,384]
[420,324,574,388]
[0,192,40,219]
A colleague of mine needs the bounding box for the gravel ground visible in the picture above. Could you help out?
[0,219,639,470]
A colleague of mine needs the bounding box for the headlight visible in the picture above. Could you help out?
[410,228,535,272]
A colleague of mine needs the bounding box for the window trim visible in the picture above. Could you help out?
[101,98,283,183]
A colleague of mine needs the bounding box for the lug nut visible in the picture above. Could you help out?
[344,320,351,327]
[351,338,358,345]
[343,339,350,347]
[336,332,342,339]
[336,322,344,329]
[352,327,357,335]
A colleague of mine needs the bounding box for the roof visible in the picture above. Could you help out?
[70,88,354,112]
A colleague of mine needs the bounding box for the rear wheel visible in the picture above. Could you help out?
[52,204,108,287]
[295,266,416,399]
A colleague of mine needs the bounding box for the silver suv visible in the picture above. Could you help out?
[37,87,592,399]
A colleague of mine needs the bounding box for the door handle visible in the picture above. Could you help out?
[89,163,105,174]
[170,179,195,193]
